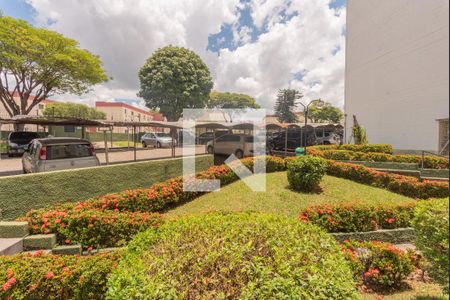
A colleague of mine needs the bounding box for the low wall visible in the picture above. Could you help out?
[331,228,415,244]
[0,155,213,220]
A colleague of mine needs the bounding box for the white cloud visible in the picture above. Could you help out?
[26,0,346,112]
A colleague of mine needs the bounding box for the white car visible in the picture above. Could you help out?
[22,138,100,174]
[206,134,266,159]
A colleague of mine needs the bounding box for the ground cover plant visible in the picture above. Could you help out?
[412,198,449,293]
[106,212,359,299]
[0,251,120,299]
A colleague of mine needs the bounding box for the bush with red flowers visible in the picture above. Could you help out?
[326,160,448,199]
[19,208,163,249]
[340,240,416,290]
[299,203,415,233]
[0,251,120,299]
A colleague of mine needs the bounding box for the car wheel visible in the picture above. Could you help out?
[207,145,214,154]
[156,142,162,148]
[235,149,244,159]
[142,142,147,148]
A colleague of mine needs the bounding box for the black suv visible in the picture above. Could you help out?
[7,131,40,157]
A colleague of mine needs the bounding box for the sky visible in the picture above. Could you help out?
[0,0,347,112]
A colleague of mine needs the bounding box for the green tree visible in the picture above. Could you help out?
[138,46,213,121]
[274,89,302,123]
[308,101,343,123]
[0,16,109,128]
[208,91,260,109]
[43,102,106,120]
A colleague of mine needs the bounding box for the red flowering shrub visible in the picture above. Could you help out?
[340,240,416,290]
[309,148,449,169]
[299,203,415,233]
[0,251,120,299]
[326,160,448,199]
[20,208,163,249]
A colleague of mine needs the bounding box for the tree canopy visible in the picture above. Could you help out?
[208,91,261,109]
[138,46,213,121]
[308,101,343,123]
[0,16,109,121]
[43,102,106,120]
[274,89,302,123]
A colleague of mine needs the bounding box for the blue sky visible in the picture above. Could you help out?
[0,0,347,110]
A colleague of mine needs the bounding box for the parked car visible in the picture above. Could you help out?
[7,131,40,157]
[268,130,316,151]
[141,132,176,148]
[315,131,341,145]
[196,131,228,145]
[206,134,266,158]
[177,130,196,146]
[22,138,99,174]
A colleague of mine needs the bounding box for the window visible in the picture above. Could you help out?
[47,144,92,160]
[217,135,241,142]
[64,126,75,133]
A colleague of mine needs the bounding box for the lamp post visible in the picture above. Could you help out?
[298,99,324,154]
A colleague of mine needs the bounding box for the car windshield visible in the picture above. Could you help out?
[155,133,171,138]
[9,132,39,143]
[46,144,92,160]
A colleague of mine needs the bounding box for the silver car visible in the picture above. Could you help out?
[315,131,341,145]
[141,132,176,148]
[22,138,100,174]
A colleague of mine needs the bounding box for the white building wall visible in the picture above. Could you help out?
[345,0,449,151]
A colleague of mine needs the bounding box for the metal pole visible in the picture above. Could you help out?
[81,126,85,139]
[421,151,425,170]
[104,130,109,165]
[127,127,130,149]
[171,128,175,158]
[110,130,113,148]
[133,126,137,162]
[304,107,308,152]
[284,127,288,158]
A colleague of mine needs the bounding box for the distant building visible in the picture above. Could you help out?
[0,92,54,132]
[95,101,165,133]
[344,0,449,154]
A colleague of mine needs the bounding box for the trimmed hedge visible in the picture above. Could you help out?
[311,144,394,154]
[107,212,359,299]
[0,155,213,220]
[299,203,415,233]
[19,208,163,249]
[326,160,449,199]
[0,251,120,299]
[412,199,449,293]
[341,240,416,290]
[308,148,449,169]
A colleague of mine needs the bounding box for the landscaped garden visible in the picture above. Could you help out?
[0,145,448,299]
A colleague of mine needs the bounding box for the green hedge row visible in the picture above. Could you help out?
[308,148,449,169]
[0,155,213,220]
[311,144,394,154]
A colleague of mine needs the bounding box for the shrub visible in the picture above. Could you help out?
[299,203,415,233]
[326,160,449,199]
[309,148,449,169]
[0,251,120,299]
[107,212,358,299]
[341,240,416,290]
[287,156,327,192]
[339,144,394,154]
[20,208,163,249]
[412,199,449,293]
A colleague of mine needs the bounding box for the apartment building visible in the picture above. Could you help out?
[95,101,165,133]
[0,92,54,132]
[344,0,449,154]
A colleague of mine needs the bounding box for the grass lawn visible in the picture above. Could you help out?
[166,172,446,299]
[167,172,416,218]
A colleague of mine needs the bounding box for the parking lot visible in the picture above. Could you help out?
[0,145,207,177]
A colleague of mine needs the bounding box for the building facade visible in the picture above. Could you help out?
[0,92,54,132]
[344,0,449,153]
[95,101,165,133]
